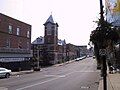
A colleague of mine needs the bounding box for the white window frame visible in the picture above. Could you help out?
[27,31,30,38]
[17,27,20,35]
[8,25,12,34]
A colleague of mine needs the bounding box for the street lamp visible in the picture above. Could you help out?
[99,0,107,90]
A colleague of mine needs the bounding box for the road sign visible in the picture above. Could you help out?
[99,49,106,56]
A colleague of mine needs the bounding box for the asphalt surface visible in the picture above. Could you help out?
[0,57,101,90]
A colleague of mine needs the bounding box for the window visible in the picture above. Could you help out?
[17,27,20,35]
[55,30,57,36]
[8,25,12,34]
[47,37,51,43]
[6,39,10,48]
[47,30,51,35]
[51,26,55,29]
[18,40,22,49]
[27,42,29,50]
[27,31,30,38]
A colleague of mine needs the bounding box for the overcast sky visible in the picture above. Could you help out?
[0,0,100,46]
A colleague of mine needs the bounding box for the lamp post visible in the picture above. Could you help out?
[99,0,107,90]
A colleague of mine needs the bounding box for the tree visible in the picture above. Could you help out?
[90,20,119,69]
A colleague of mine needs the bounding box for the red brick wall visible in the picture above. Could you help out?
[0,13,31,50]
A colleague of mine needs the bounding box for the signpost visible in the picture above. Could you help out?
[99,49,107,90]
[99,49,106,56]
[99,0,107,90]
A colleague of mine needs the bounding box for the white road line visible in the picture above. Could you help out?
[16,70,97,90]
[16,72,75,90]
[0,87,8,90]
[45,75,66,77]
[16,77,59,90]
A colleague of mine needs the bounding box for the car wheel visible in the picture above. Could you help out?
[5,73,10,78]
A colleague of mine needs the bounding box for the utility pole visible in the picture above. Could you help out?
[37,49,40,69]
[99,0,107,90]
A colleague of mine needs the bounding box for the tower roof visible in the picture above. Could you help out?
[44,15,54,24]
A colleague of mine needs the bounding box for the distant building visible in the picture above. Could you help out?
[32,15,88,66]
[66,43,78,60]
[58,39,66,63]
[43,15,59,64]
[32,36,66,65]
[31,36,45,66]
[32,15,67,65]
[0,13,32,71]
[78,46,87,57]
[87,47,94,57]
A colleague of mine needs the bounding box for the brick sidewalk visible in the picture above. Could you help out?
[98,73,120,90]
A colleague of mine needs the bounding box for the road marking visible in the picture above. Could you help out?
[44,75,66,77]
[80,86,90,89]
[16,77,59,90]
[16,72,76,90]
[0,87,8,90]
[16,70,98,90]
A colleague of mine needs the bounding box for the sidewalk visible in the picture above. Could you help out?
[11,60,76,76]
[98,73,120,90]
[11,70,34,76]
[53,60,75,67]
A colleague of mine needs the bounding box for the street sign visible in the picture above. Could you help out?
[99,49,106,56]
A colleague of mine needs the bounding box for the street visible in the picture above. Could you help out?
[0,57,101,90]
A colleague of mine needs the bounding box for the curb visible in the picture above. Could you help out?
[54,60,75,67]
[11,60,75,76]
[11,70,34,76]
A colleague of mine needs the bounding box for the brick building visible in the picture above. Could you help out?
[32,15,88,66]
[32,15,67,65]
[0,13,32,71]
[78,45,88,57]
[32,36,66,65]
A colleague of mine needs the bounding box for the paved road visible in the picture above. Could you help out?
[0,57,101,90]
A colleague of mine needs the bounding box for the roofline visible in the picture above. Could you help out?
[0,13,31,26]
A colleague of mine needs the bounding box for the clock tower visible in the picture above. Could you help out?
[43,15,59,64]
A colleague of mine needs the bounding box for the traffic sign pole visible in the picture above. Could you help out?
[102,55,107,90]
[99,0,107,90]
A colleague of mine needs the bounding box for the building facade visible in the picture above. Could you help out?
[43,15,59,64]
[0,13,32,71]
[32,15,67,65]
[32,15,88,66]
[78,46,88,57]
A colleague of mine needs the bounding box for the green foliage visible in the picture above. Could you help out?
[90,20,119,47]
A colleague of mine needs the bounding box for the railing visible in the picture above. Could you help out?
[0,47,31,54]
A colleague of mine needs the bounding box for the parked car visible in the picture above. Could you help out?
[75,56,86,61]
[0,67,11,78]
[75,58,80,61]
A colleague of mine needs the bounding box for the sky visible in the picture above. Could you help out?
[0,0,100,46]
